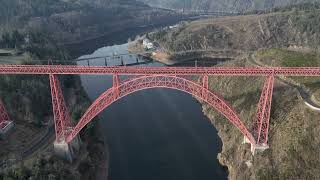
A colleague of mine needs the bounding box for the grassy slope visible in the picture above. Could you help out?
[256,49,319,67]
[203,58,320,180]
[150,10,320,54]
[256,49,320,96]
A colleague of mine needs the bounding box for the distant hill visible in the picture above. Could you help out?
[0,0,180,45]
[139,0,320,12]
[150,10,320,52]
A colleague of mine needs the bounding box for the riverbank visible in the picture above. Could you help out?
[128,41,176,65]
[128,40,236,65]
[64,17,190,59]
[200,55,320,179]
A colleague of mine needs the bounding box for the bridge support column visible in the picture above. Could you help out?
[251,144,269,156]
[49,74,79,161]
[242,136,254,154]
[54,141,73,162]
[251,74,275,155]
[0,99,14,139]
[242,136,269,155]
[54,135,81,162]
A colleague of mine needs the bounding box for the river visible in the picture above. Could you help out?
[77,43,228,180]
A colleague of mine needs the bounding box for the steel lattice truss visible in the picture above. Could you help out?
[0,65,320,149]
[49,74,73,142]
[66,75,255,144]
[252,75,275,145]
[0,65,319,76]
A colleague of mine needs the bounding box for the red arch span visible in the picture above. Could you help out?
[66,75,255,144]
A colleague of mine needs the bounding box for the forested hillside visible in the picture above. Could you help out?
[0,0,179,45]
[150,10,320,53]
[139,0,320,12]
[0,1,120,178]
[0,0,147,24]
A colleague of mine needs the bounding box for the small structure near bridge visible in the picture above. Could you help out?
[142,38,154,50]
[54,134,81,162]
[0,120,14,138]
[0,99,14,139]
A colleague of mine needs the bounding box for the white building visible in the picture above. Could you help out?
[169,24,179,29]
[142,39,154,50]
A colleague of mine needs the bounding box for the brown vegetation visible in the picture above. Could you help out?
[203,58,320,180]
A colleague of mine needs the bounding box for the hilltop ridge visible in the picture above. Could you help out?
[139,0,320,12]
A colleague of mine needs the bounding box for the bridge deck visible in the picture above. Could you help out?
[0,65,319,76]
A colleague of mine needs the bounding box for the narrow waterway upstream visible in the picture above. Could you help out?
[77,43,228,180]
